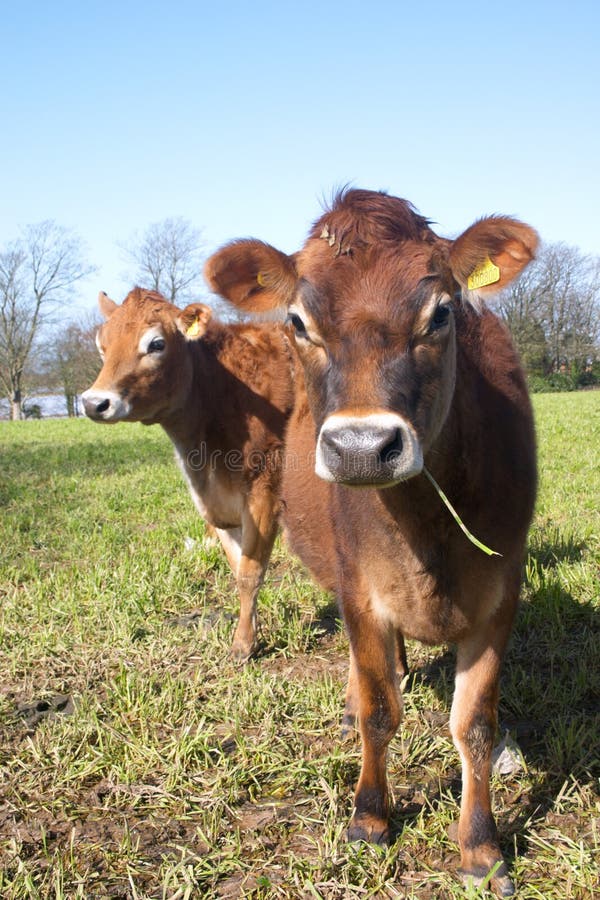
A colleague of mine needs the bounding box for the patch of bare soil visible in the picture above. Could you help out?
[15,693,76,729]
[0,788,212,898]
[262,637,348,682]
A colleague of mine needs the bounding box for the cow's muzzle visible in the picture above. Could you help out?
[315,412,423,486]
[81,389,131,422]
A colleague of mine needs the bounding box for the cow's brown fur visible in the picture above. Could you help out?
[82,287,295,662]
[205,189,538,895]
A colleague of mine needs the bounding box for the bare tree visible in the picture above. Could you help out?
[0,222,94,419]
[119,217,238,320]
[120,217,206,303]
[494,241,600,375]
[43,316,102,416]
[493,261,549,374]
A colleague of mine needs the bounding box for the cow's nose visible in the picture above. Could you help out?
[83,396,109,416]
[321,424,403,467]
[81,389,130,421]
[315,413,423,486]
[82,393,109,418]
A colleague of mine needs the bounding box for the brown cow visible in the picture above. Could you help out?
[205,189,538,895]
[82,287,295,662]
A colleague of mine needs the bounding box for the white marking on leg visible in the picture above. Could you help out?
[451,669,475,789]
[216,527,242,575]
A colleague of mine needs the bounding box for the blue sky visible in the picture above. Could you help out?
[1,0,599,315]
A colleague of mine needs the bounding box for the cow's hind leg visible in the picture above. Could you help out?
[345,611,401,844]
[228,494,279,663]
[202,523,219,548]
[451,609,516,897]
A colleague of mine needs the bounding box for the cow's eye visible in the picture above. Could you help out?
[287,312,309,340]
[430,304,451,331]
[147,337,166,353]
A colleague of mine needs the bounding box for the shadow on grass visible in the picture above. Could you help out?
[526,530,586,569]
[308,596,343,637]
[250,595,342,663]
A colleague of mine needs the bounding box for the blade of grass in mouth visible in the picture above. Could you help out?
[423,467,502,557]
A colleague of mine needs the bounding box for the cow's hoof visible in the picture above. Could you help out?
[459,861,515,897]
[347,816,389,846]
[340,712,357,741]
[229,641,257,665]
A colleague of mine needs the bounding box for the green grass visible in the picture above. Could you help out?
[0,394,598,899]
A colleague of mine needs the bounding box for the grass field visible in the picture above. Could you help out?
[0,392,598,899]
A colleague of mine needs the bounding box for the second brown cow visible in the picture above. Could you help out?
[82,287,295,662]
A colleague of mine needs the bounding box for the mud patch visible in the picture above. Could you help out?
[264,642,349,683]
[15,694,75,729]
[214,873,263,898]
[232,799,298,832]
[166,607,232,631]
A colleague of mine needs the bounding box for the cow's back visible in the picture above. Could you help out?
[209,323,295,433]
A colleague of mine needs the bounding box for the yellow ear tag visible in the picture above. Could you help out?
[186,317,202,338]
[467,257,501,291]
[257,272,267,287]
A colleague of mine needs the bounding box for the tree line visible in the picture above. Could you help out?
[1,218,599,420]
[492,242,600,391]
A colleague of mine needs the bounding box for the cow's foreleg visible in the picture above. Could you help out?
[228,497,278,663]
[451,612,516,897]
[342,631,407,739]
[341,647,359,739]
[345,612,401,845]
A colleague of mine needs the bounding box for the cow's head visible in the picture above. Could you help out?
[81,287,211,424]
[205,189,538,486]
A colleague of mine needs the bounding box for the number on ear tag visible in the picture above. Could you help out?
[467,257,501,290]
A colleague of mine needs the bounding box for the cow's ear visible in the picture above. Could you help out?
[98,291,118,319]
[449,217,539,298]
[176,302,212,340]
[205,239,297,312]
